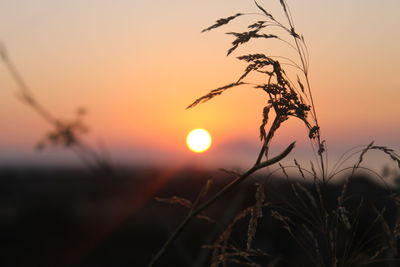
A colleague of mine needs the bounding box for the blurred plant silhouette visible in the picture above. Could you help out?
[0,42,111,173]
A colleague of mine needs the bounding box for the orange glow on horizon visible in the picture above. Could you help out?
[1,0,399,167]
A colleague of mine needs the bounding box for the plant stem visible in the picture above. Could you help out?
[285,15,326,181]
[1,43,110,172]
[147,142,295,267]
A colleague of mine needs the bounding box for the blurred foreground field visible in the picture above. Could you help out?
[0,167,395,267]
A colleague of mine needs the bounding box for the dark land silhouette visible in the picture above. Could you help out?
[0,167,395,267]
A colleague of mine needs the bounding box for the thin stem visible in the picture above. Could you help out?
[255,145,265,166]
[1,50,58,125]
[0,43,109,172]
[263,115,281,160]
[268,55,303,70]
[282,6,325,181]
[147,142,296,267]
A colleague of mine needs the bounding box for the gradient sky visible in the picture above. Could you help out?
[1,0,399,172]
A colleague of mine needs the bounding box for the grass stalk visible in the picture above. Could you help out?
[147,142,295,267]
[0,42,111,172]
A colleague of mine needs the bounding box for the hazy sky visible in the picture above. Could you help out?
[1,0,399,171]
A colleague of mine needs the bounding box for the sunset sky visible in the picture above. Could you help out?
[1,0,399,171]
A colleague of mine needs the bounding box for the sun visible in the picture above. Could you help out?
[186,128,212,153]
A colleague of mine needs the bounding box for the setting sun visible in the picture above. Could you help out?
[186,128,212,153]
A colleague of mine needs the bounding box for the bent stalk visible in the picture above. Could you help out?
[147,142,295,267]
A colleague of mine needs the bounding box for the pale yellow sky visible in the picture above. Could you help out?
[0,0,399,170]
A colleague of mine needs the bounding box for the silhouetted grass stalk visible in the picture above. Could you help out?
[149,0,400,266]
[147,142,295,267]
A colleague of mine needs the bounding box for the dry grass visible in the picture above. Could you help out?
[0,42,111,173]
[149,1,400,266]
